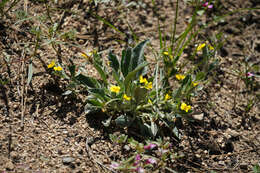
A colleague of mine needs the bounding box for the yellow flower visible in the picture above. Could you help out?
[192,82,199,87]
[123,94,131,101]
[53,66,63,71]
[163,51,173,60]
[176,74,185,80]
[48,60,55,69]
[196,43,206,51]
[164,93,171,101]
[163,51,169,56]
[148,99,152,104]
[208,45,214,50]
[81,53,89,59]
[145,82,153,90]
[139,76,148,85]
[110,85,120,94]
[81,52,93,60]
[180,102,191,112]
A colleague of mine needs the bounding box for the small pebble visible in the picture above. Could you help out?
[5,161,14,170]
[62,157,75,164]
[240,163,248,170]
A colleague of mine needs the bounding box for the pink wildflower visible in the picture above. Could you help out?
[203,1,213,9]
[136,167,145,173]
[159,148,169,155]
[145,158,157,164]
[202,2,208,7]
[144,143,157,150]
[134,154,141,166]
[135,154,141,161]
[110,162,119,169]
[247,72,254,77]
[208,4,213,8]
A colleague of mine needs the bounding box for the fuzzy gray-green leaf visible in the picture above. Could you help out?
[108,51,119,72]
[27,62,33,85]
[124,62,149,92]
[121,48,132,77]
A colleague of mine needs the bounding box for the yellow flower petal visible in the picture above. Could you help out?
[163,51,169,56]
[81,53,89,59]
[53,66,63,71]
[176,74,185,80]
[209,45,214,50]
[48,60,55,69]
[196,43,206,51]
[123,94,131,101]
[110,85,120,94]
[145,82,153,90]
[164,93,171,101]
[139,76,148,85]
[180,102,191,112]
[81,51,94,60]
[192,82,198,87]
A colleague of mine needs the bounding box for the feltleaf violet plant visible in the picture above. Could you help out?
[66,39,202,139]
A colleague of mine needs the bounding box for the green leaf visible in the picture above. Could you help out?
[118,134,128,143]
[195,71,206,81]
[112,70,122,86]
[151,122,158,137]
[121,40,149,78]
[173,126,181,139]
[108,51,119,72]
[172,55,180,67]
[109,134,117,143]
[115,115,133,127]
[134,86,148,104]
[253,164,260,173]
[121,48,132,77]
[94,62,108,84]
[208,59,219,72]
[102,116,112,127]
[27,62,33,85]
[143,123,153,137]
[89,88,106,95]
[86,98,103,107]
[68,65,76,77]
[181,75,191,87]
[84,102,102,115]
[88,88,108,102]
[124,62,149,92]
[197,10,205,16]
[131,39,149,76]
[62,90,72,95]
[0,0,9,10]
[75,74,98,88]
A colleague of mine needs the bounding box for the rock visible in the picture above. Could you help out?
[192,113,204,121]
[103,158,109,164]
[5,161,14,170]
[195,154,201,158]
[10,151,19,160]
[86,136,95,146]
[218,161,225,166]
[123,145,130,151]
[227,128,239,137]
[62,157,75,165]
[240,163,248,170]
